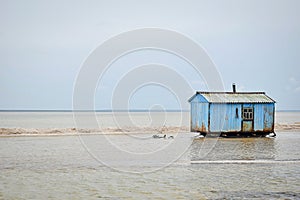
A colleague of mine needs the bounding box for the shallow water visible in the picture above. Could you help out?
[0,111,299,199]
[0,111,299,132]
[0,132,299,199]
[0,111,188,129]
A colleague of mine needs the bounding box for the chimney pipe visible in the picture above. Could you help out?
[232,83,236,93]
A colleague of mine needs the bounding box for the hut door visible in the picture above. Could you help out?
[242,107,254,132]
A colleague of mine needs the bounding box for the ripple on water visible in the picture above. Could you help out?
[0,133,300,199]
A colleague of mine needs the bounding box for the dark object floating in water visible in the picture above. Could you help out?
[152,134,166,139]
[152,134,174,139]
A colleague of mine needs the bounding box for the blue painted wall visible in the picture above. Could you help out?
[190,94,275,133]
[263,103,274,131]
[190,102,209,132]
[209,103,242,132]
[253,103,274,131]
[254,104,263,131]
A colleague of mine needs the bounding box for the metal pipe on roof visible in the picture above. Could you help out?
[232,83,236,93]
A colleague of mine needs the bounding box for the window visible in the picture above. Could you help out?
[235,108,239,118]
[243,107,253,120]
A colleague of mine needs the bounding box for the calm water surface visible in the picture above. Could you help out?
[0,132,299,199]
[0,112,299,199]
[0,111,299,128]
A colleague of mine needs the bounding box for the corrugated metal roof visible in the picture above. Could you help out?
[194,92,275,103]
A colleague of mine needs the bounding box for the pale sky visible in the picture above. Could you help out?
[0,0,299,110]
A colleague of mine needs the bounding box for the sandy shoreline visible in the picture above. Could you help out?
[0,126,189,136]
[0,123,300,137]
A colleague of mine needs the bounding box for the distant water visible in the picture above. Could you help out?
[0,111,299,129]
[0,111,299,199]
[275,111,300,124]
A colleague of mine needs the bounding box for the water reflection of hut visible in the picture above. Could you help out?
[190,137,276,161]
[188,84,276,137]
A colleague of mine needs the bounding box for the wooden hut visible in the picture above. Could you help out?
[188,85,276,137]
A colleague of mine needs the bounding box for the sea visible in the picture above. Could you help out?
[0,111,299,199]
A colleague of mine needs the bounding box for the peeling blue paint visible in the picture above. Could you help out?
[189,92,275,135]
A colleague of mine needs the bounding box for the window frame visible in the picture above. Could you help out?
[242,107,253,120]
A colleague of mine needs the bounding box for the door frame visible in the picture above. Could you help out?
[241,104,254,132]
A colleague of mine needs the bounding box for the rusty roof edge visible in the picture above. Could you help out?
[187,93,197,102]
[263,93,276,103]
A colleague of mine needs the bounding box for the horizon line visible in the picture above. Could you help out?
[0,109,190,112]
[0,109,299,112]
